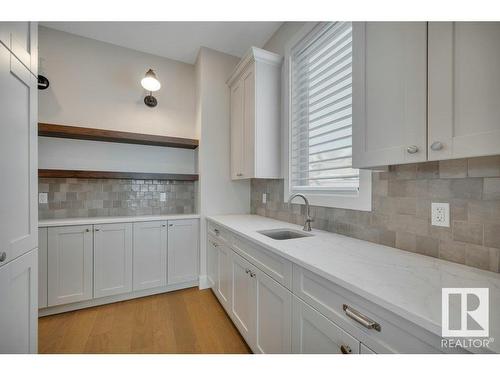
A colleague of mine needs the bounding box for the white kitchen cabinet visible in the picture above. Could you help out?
[167,219,199,284]
[292,296,360,354]
[231,251,257,346]
[94,223,133,298]
[216,242,233,311]
[352,22,428,168]
[0,44,37,268]
[0,249,37,353]
[38,228,48,308]
[207,235,219,289]
[255,268,292,354]
[48,225,93,306]
[227,47,282,180]
[133,221,167,291]
[428,22,500,160]
[0,22,38,75]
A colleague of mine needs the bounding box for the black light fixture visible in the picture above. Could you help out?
[38,75,50,90]
[141,69,161,107]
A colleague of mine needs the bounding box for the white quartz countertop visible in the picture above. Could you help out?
[208,214,500,353]
[39,214,200,227]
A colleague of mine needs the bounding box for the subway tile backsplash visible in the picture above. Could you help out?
[39,178,196,219]
[251,156,500,273]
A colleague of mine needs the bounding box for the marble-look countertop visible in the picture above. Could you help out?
[208,214,500,353]
[39,214,200,227]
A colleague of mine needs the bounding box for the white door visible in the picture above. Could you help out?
[133,221,167,291]
[230,78,245,179]
[0,249,37,353]
[0,44,37,267]
[0,22,37,75]
[428,22,500,160]
[352,22,427,168]
[167,219,199,285]
[94,223,133,298]
[292,296,360,354]
[48,225,93,306]
[207,235,219,289]
[38,227,48,308]
[230,251,257,348]
[255,269,292,353]
[216,242,232,310]
[242,63,255,177]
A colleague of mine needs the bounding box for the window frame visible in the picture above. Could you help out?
[282,22,372,211]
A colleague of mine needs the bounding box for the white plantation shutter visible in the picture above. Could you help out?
[290,22,359,193]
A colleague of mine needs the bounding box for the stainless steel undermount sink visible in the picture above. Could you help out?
[257,228,314,240]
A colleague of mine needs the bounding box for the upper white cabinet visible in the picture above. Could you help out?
[0,249,37,353]
[428,22,500,160]
[133,221,168,291]
[353,22,500,168]
[48,225,93,306]
[167,219,199,285]
[94,223,133,298]
[228,47,282,180]
[0,43,37,267]
[0,22,38,76]
[352,22,428,168]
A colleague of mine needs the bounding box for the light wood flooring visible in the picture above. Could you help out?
[38,287,251,354]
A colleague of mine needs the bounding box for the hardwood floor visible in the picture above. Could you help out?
[38,288,251,354]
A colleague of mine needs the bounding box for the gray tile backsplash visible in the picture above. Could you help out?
[39,178,196,219]
[251,156,500,273]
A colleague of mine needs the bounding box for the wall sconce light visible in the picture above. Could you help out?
[141,69,161,107]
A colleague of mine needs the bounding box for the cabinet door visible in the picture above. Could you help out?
[38,228,48,308]
[292,296,360,354]
[0,249,37,353]
[94,223,133,298]
[255,269,292,354]
[0,44,37,267]
[0,22,38,75]
[242,63,255,177]
[428,22,500,160]
[230,78,245,179]
[216,243,232,310]
[48,225,93,306]
[207,235,219,289]
[133,221,167,291]
[230,251,256,347]
[352,22,427,168]
[167,219,199,284]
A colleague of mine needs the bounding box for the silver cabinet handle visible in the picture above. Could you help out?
[406,145,418,154]
[343,304,381,332]
[340,345,352,354]
[169,224,174,227]
[162,224,166,227]
[85,229,90,232]
[95,228,100,232]
[214,228,220,235]
[236,173,243,177]
[430,141,443,151]
[210,241,218,248]
[0,252,6,262]
[249,271,256,278]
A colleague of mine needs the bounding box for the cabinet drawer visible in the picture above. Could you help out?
[232,234,292,290]
[207,222,232,244]
[292,265,443,353]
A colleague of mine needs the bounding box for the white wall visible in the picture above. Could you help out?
[39,137,196,174]
[196,47,250,287]
[263,22,308,55]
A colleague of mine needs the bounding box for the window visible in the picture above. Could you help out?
[284,22,371,210]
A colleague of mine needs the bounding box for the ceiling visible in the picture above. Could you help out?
[40,22,282,64]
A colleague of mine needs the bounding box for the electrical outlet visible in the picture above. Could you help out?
[39,192,48,204]
[160,192,167,202]
[431,202,450,227]
[262,193,267,204]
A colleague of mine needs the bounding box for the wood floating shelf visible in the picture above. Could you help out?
[38,123,199,149]
[38,169,199,181]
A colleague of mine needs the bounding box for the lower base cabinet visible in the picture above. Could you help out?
[207,235,218,288]
[216,242,233,311]
[167,219,199,284]
[0,249,38,353]
[94,223,133,298]
[292,296,360,354]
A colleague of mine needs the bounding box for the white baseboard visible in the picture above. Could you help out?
[198,274,210,290]
[39,280,198,317]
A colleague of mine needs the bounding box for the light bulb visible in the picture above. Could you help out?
[141,69,161,92]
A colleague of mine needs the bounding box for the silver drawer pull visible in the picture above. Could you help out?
[210,241,218,247]
[214,228,220,235]
[343,304,381,332]
[340,344,352,354]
